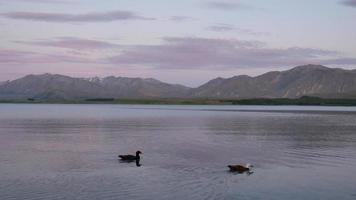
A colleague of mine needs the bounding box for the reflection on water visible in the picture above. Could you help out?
[0,104,356,200]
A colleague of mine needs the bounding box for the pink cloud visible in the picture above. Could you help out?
[1,10,155,23]
[204,1,253,11]
[0,49,95,64]
[15,37,120,50]
[108,37,344,69]
[341,0,356,7]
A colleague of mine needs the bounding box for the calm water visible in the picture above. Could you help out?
[0,104,356,200]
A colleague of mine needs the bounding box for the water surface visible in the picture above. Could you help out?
[1,104,356,200]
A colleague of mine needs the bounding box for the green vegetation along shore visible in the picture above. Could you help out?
[1,96,356,106]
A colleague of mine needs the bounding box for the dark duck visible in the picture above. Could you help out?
[118,151,142,166]
[227,164,253,174]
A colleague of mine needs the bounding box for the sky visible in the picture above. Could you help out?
[0,0,356,87]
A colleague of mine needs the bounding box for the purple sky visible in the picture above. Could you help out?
[1,0,356,86]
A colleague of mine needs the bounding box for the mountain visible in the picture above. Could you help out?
[0,74,190,100]
[93,76,190,98]
[191,65,356,99]
[1,65,356,100]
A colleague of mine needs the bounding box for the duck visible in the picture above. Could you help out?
[227,164,253,173]
[118,151,142,162]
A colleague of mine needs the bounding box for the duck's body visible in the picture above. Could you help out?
[228,164,253,173]
[118,155,137,161]
[118,151,142,162]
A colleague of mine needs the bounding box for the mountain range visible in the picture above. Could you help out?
[1,65,356,100]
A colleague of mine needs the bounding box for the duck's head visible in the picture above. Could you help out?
[136,151,142,155]
[245,163,253,168]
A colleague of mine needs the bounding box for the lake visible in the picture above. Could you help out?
[0,104,356,200]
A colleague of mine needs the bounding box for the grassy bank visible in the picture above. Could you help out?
[1,96,356,106]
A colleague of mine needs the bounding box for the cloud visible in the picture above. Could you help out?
[0,50,34,63]
[206,23,268,35]
[204,1,252,11]
[322,57,356,65]
[3,37,356,71]
[0,0,78,5]
[108,37,345,69]
[169,16,196,22]
[0,10,154,23]
[15,37,120,50]
[206,24,235,32]
[0,49,95,64]
[1,0,69,3]
[341,0,356,7]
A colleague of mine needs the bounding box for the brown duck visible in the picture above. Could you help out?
[228,164,253,173]
[118,151,142,161]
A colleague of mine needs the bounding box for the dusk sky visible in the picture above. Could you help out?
[1,0,356,86]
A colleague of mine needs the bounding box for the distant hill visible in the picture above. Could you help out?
[191,65,356,99]
[0,74,190,100]
[1,65,356,100]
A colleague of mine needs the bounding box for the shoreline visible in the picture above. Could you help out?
[1,96,356,106]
